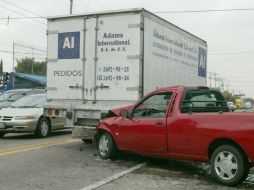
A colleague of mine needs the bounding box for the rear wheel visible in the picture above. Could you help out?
[0,132,5,138]
[35,118,50,138]
[97,132,116,159]
[211,145,249,186]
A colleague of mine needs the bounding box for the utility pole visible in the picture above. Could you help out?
[32,47,34,74]
[214,73,217,88]
[7,16,9,25]
[12,41,15,72]
[208,72,212,87]
[70,0,73,14]
[221,78,224,92]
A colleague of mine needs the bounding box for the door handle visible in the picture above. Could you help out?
[155,121,163,125]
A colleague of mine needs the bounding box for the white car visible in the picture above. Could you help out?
[244,102,252,109]
[0,94,65,138]
[227,101,236,112]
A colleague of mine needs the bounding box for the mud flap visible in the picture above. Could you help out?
[72,126,97,142]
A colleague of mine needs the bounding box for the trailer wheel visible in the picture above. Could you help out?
[98,132,116,159]
[211,145,249,186]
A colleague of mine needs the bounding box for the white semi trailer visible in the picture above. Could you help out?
[44,8,207,141]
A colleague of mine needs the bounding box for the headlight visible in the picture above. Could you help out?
[15,115,34,120]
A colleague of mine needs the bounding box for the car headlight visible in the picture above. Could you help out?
[15,115,34,120]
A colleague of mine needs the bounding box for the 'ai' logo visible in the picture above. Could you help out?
[63,37,75,49]
[58,32,80,59]
[198,47,207,77]
[199,54,206,69]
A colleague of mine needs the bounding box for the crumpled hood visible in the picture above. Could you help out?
[110,105,134,116]
[0,107,43,117]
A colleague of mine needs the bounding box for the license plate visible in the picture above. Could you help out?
[83,111,92,118]
[0,122,5,129]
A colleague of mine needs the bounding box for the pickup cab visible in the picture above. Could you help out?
[96,86,254,186]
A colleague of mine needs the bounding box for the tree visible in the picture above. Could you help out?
[222,90,236,102]
[15,57,46,76]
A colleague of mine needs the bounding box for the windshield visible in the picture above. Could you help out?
[10,95,45,108]
[0,92,24,101]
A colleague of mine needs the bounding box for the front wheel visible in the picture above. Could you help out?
[97,132,116,159]
[211,145,249,186]
[35,118,50,138]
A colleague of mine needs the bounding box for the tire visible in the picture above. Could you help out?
[97,132,116,159]
[82,139,93,144]
[35,118,50,138]
[211,145,249,186]
[0,132,5,138]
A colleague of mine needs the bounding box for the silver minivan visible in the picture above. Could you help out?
[0,94,65,138]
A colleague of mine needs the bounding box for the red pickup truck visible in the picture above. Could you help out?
[96,86,254,186]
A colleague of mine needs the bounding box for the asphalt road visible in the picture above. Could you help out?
[0,131,254,190]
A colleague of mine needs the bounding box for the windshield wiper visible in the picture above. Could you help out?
[13,106,31,108]
[23,106,36,108]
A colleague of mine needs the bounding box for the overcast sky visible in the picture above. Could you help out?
[0,0,254,97]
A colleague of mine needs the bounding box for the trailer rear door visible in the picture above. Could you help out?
[84,14,142,101]
[47,13,142,101]
[47,18,84,99]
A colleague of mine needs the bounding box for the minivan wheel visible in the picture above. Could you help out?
[35,118,50,138]
[0,132,5,138]
[211,145,249,186]
[98,132,116,159]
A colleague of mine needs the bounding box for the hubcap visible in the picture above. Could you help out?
[99,135,109,156]
[214,151,238,180]
[40,120,49,136]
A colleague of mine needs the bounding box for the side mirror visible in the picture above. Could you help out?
[120,109,131,118]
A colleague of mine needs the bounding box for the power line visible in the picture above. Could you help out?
[0,17,46,35]
[0,0,43,17]
[75,0,92,13]
[15,51,46,56]
[1,51,46,59]
[0,7,254,20]
[209,58,254,62]
[6,19,46,35]
[209,51,254,55]
[0,21,46,38]
[0,16,45,20]
[0,43,12,48]
[15,43,46,53]
[14,56,46,60]
[0,3,46,26]
[0,18,45,36]
[0,49,46,56]
[155,8,254,14]
[93,0,107,9]
[75,0,90,10]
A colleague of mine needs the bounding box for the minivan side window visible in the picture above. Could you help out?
[132,92,173,118]
[180,89,229,113]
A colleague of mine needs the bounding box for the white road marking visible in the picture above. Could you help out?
[80,162,147,190]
